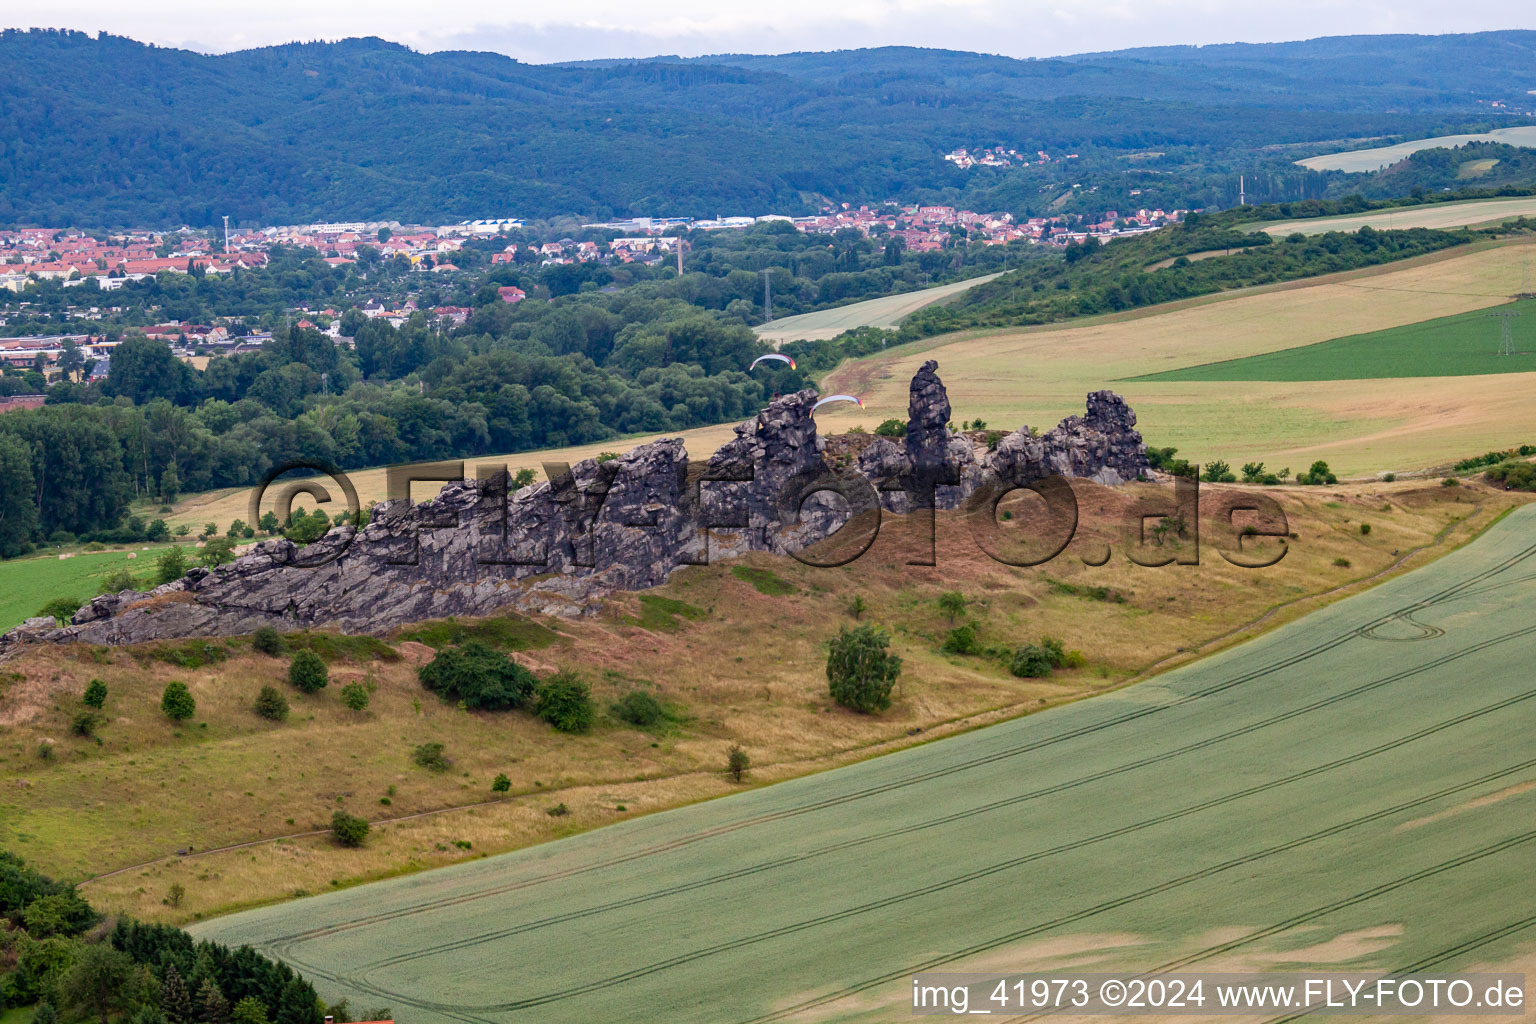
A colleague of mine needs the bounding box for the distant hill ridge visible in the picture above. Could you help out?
[2,28,1535,227]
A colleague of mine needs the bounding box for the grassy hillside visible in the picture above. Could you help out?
[192,502,1536,1023]
[0,479,1522,925]
[1132,297,1536,381]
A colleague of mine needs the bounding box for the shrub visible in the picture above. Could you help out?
[491,773,511,793]
[155,548,188,585]
[330,811,370,847]
[1384,473,1397,482]
[288,650,329,693]
[251,626,284,656]
[1039,635,1066,668]
[98,569,137,595]
[417,641,537,710]
[547,803,570,817]
[536,671,595,734]
[1200,459,1236,483]
[161,682,196,722]
[1298,460,1338,486]
[826,624,902,714]
[412,741,451,772]
[874,418,905,438]
[1334,557,1352,567]
[1360,523,1372,535]
[1063,650,1088,669]
[339,682,370,712]
[613,690,665,728]
[1010,643,1055,678]
[37,597,81,626]
[82,679,107,708]
[254,685,289,721]
[941,622,980,655]
[71,710,101,737]
[199,536,237,568]
[847,595,867,620]
[727,745,750,782]
[1442,476,1459,487]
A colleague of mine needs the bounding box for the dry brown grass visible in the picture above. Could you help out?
[0,478,1521,925]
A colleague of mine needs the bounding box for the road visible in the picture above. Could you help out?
[192,505,1536,1023]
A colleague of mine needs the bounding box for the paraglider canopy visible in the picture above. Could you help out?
[811,394,864,412]
[749,353,797,371]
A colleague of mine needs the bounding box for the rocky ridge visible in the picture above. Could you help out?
[0,361,1148,651]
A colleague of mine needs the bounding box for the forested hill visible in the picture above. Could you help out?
[3,28,1536,228]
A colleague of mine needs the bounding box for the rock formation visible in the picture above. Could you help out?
[0,363,1148,652]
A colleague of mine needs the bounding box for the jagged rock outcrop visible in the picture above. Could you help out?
[0,364,1148,652]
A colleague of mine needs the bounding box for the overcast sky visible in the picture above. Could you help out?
[11,0,1534,63]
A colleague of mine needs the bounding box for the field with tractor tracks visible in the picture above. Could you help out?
[191,505,1536,1024]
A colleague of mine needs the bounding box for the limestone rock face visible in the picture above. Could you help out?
[0,368,1149,653]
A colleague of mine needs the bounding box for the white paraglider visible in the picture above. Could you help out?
[749,353,797,371]
[811,394,864,412]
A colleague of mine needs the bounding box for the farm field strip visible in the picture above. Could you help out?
[820,240,1536,475]
[752,273,1001,344]
[1296,126,1536,172]
[1131,296,1536,381]
[1245,196,1536,236]
[192,506,1536,1024]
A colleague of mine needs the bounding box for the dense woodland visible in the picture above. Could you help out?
[0,853,328,1024]
[4,30,1536,226]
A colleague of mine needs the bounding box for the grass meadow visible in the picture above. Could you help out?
[0,545,198,633]
[1131,297,1536,382]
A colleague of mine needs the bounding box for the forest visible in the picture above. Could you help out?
[4,29,1536,227]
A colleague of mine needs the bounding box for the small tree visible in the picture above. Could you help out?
[937,591,967,625]
[340,681,370,712]
[873,418,905,438]
[412,741,451,772]
[155,548,188,585]
[491,773,511,793]
[535,671,595,734]
[198,978,230,1024]
[254,685,289,721]
[202,522,218,539]
[71,709,102,737]
[847,595,867,620]
[230,997,270,1024]
[727,745,750,782]
[162,966,194,1024]
[226,519,248,539]
[161,681,196,722]
[251,626,284,656]
[288,650,329,693]
[826,624,902,714]
[99,568,137,595]
[167,882,186,908]
[330,810,370,847]
[259,511,281,535]
[78,680,107,711]
[200,536,237,568]
[38,596,81,626]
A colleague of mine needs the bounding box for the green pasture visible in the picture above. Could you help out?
[0,546,194,632]
[192,506,1536,1023]
[1131,297,1536,382]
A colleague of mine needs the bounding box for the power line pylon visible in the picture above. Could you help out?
[1487,309,1522,357]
